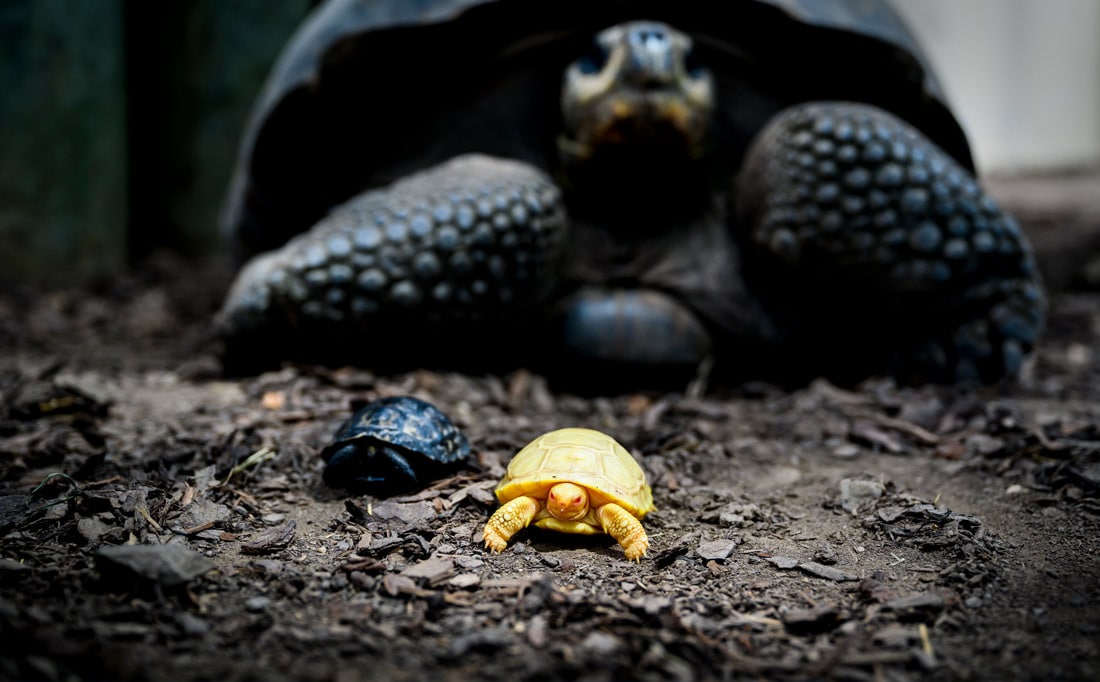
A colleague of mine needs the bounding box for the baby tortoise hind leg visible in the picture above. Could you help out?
[215,154,567,368]
[735,102,1044,384]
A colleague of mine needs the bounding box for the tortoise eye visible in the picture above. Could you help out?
[576,40,609,75]
[684,46,705,79]
[573,495,583,505]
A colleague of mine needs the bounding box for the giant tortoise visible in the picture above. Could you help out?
[216,0,1044,386]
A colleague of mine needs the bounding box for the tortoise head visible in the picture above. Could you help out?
[547,482,590,521]
[560,21,715,164]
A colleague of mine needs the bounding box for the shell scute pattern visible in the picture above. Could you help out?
[496,427,654,516]
[332,396,468,464]
[320,396,470,493]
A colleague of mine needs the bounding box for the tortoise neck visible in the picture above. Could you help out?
[557,140,714,230]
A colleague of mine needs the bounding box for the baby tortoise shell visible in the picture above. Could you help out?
[320,395,470,494]
[484,427,655,560]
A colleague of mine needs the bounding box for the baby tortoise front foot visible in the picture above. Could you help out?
[595,503,650,561]
[215,154,566,366]
[482,496,539,554]
[482,493,651,561]
[736,102,1044,384]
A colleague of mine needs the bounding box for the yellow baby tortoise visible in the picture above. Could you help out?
[483,427,655,561]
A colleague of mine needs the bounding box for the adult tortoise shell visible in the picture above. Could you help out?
[216,0,1045,387]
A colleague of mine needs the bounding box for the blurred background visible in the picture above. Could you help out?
[893,0,1100,172]
[0,0,1097,283]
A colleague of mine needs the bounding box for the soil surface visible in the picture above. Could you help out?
[2,174,1099,682]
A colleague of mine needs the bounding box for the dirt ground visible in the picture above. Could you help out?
[1,174,1098,681]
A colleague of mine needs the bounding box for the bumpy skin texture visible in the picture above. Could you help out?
[217,16,1046,386]
[482,496,539,554]
[319,396,470,494]
[217,156,566,364]
[219,116,1044,384]
[482,496,650,561]
[736,103,1044,384]
[596,503,649,561]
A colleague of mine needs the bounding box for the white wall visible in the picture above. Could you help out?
[890,0,1100,173]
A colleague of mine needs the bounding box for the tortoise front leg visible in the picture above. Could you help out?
[596,503,649,561]
[483,496,540,553]
[735,102,1044,384]
[215,154,566,370]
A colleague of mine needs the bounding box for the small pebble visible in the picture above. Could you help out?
[767,556,800,570]
[697,539,737,561]
[832,444,860,459]
[448,573,481,590]
[348,572,374,590]
[455,556,483,570]
[837,478,885,514]
[581,631,621,657]
[526,615,549,648]
[177,612,210,636]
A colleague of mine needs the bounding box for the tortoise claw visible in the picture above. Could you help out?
[482,496,539,554]
[597,502,650,561]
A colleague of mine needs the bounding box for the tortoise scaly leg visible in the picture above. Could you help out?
[216,154,566,369]
[736,102,1044,384]
[596,503,649,561]
[483,496,540,554]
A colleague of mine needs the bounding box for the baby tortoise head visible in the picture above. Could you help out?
[560,21,715,162]
[546,481,590,521]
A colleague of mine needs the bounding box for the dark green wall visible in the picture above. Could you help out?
[0,0,312,282]
[0,1,128,280]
